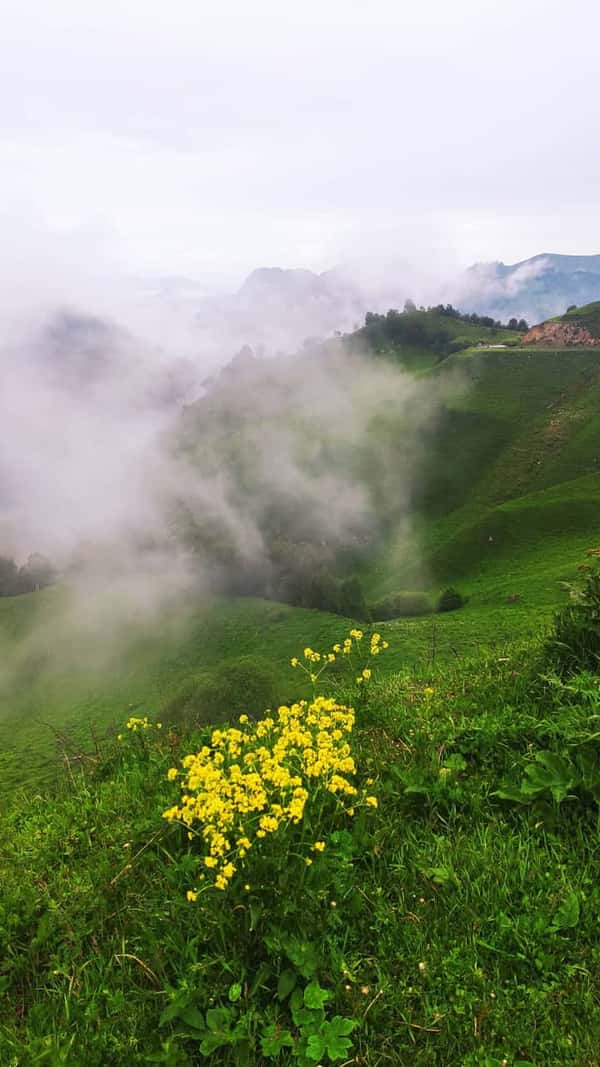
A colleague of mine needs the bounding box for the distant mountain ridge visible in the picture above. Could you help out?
[454,253,600,325]
[137,252,600,359]
[227,254,600,341]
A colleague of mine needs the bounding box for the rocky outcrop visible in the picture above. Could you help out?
[521,321,600,346]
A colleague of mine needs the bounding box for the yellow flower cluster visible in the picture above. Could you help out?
[163,695,358,889]
[290,627,391,690]
[369,632,389,656]
[118,716,162,740]
[127,715,152,731]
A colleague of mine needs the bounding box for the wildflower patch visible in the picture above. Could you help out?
[163,695,365,890]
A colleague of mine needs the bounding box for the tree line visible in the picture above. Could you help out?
[0,553,56,597]
[358,303,529,358]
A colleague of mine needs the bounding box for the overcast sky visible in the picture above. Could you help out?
[1,0,599,287]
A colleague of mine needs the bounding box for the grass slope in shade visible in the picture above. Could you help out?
[3,343,600,792]
[0,597,354,795]
[0,591,556,796]
[423,346,600,513]
[1,645,599,1065]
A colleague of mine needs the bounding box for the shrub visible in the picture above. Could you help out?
[545,558,600,675]
[446,336,471,354]
[437,587,466,613]
[161,677,204,725]
[164,628,387,891]
[338,576,369,621]
[174,656,280,726]
[370,590,432,620]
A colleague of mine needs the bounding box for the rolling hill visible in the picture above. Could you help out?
[3,301,600,1067]
[2,304,600,793]
[453,252,600,325]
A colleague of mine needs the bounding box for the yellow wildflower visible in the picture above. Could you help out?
[163,663,363,893]
[366,795,378,808]
[186,889,198,902]
[167,768,179,781]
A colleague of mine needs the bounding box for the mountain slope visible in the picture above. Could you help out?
[455,252,600,324]
[4,314,600,791]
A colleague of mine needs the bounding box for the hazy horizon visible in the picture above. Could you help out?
[2,0,600,290]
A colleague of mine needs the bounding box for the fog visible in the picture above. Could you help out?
[0,230,461,695]
[1,0,599,686]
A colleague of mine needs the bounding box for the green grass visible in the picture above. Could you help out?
[4,344,600,794]
[2,641,599,1065]
[555,299,600,337]
[0,596,352,795]
[0,591,557,797]
[3,334,600,1063]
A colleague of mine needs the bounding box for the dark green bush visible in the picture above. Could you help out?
[370,590,432,620]
[545,560,600,675]
[338,575,370,621]
[165,656,280,727]
[161,677,203,725]
[437,587,466,613]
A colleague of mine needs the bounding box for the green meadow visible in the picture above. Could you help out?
[1,320,600,1064]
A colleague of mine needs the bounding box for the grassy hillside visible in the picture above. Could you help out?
[556,299,600,337]
[0,591,552,797]
[348,306,522,373]
[375,346,600,593]
[3,324,600,1065]
[2,630,599,1065]
[2,334,600,796]
[424,346,600,510]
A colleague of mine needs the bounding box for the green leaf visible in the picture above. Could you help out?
[419,864,458,887]
[159,1002,184,1027]
[321,1016,357,1059]
[228,981,242,1003]
[524,751,575,803]
[159,991,196,1027]
[551,891,580,931]
[179,1005,205,1031]
[291,987,322,1029]
[260,1025,296,1057]
[304,981,331,1010]
[277,968,297,1000]
[328,1016,356,1037]
[493,783,530,804]
[199,1032,230,1055]
[305,1034,326,1061]
[249,902,263,931]
[205,1006,234,1031]
[285,938,319,978]
[443,753,467,772]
